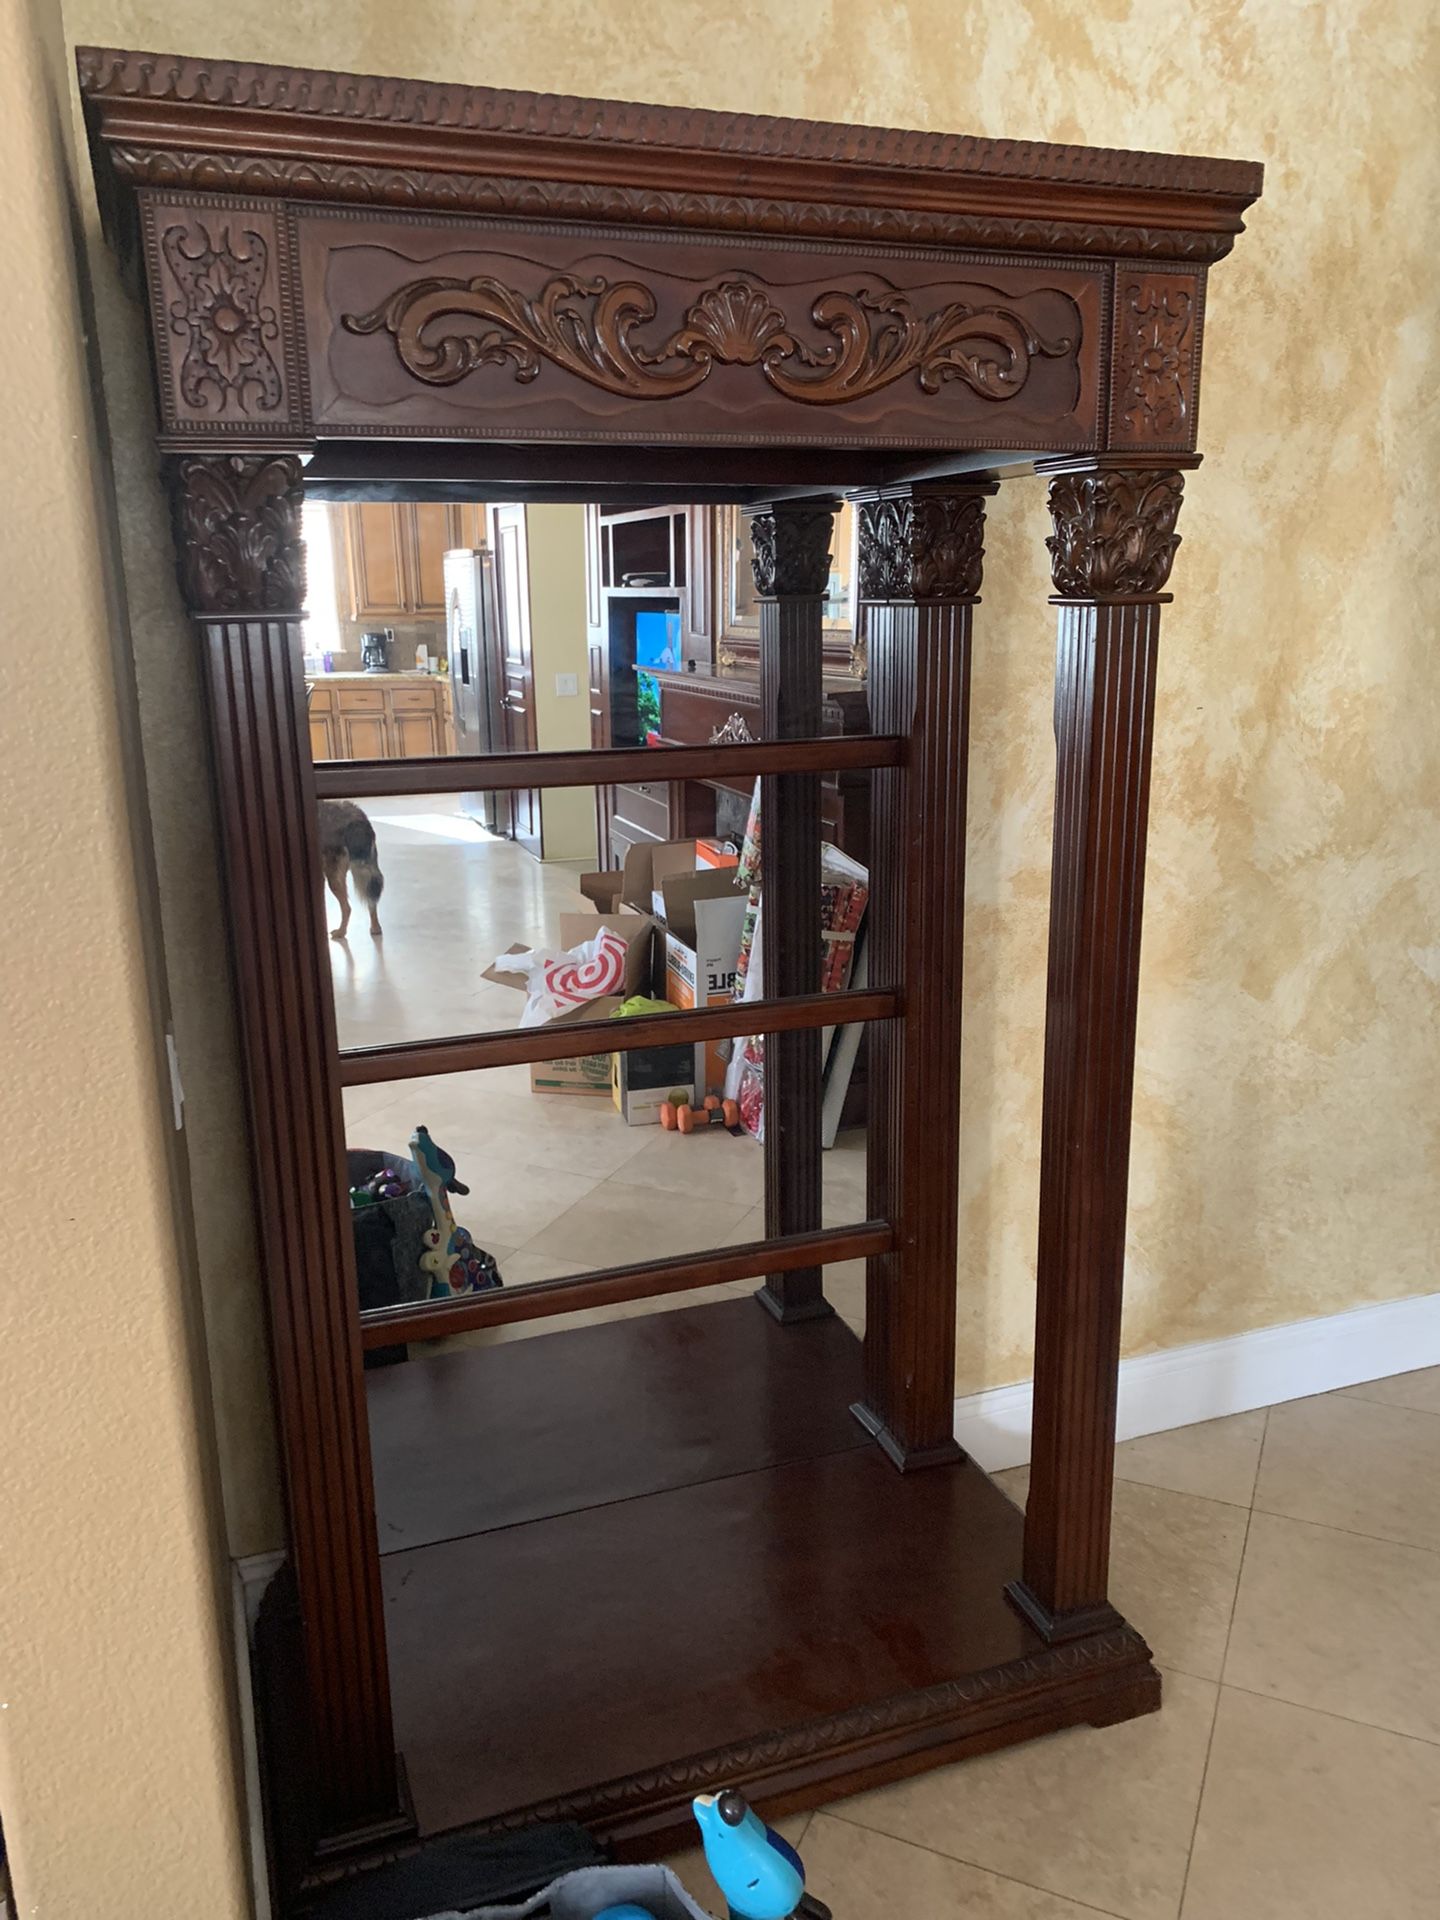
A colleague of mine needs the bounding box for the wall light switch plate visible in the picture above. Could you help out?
[554,672,580,697]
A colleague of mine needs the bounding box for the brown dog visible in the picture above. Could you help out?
[318,800,385,940]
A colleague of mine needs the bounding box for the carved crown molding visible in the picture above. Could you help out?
[747,506,835,598]
[342,271,1072,409]
[77,50,1262,200]
[168,453,306,615]
[108,149,1243,262]
[1045,468,1186,598]
[858,492,989,601]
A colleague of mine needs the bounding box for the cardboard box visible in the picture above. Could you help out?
[695,837,739,871]
[484,913,656,1096]
[575,843,747,1097]
[581,841,719,919]
[662,875,748,1099]
[611,1030,695,1126]
[530,995,626,1096]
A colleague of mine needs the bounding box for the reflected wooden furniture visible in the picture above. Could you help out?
[79,44,1261,1905]
[305,674,449,762]
[585,500,869,867]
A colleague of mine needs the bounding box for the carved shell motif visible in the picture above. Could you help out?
[343,271,1074,407]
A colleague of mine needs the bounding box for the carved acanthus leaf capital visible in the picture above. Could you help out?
[746,505,835,598]
[168,453,306,616]
[1045,467,1185,598]
[858,491,988,601]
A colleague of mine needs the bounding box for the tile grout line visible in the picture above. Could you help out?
[1112,1470,1254,1511]
[1337,1385,1440,1419]
[1174,1406,1266,1916]
[1213,1676,1440,1750]
[1248,1500,1440,1558]
[817,1810,1131,1919]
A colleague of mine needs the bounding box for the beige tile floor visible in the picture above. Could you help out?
[334,800,867,1340]
[339,807,1440,1914]
[655,1379,1440,1920]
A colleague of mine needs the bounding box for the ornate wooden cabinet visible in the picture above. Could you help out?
[78,45,1260,1908]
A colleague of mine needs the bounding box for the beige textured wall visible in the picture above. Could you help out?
[62,0,1438,1441]
[0,1,252,1913]
[527,504,600,864]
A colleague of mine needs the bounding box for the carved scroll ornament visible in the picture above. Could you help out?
[1045,468,1185,598]
[169,453,306,615]
[858,492,988,601]
[343,271,1074,407]
[161,222,284,415]
[709,712,757,745]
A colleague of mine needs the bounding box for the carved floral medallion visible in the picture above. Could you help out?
[1113,277,1196,443]
[343,271,1073,407]
[1045,468,1185,598]
[161,223,284,416]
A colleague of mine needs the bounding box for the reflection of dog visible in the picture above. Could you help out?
[318,800,384,940]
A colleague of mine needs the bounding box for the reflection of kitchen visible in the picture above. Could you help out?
[301,497,869,870]
[301,500,487,764]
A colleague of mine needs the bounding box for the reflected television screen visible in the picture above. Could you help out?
[634,608,681,672]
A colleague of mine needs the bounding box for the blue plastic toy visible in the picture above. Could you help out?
[692,1790,828,1920]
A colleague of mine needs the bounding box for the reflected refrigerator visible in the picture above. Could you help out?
[443,545,508,834]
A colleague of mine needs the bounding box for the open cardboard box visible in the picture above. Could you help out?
[583,843,747,1097]
[484,911,656,1096]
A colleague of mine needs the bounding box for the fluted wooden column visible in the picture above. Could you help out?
[852,483,995,1467]
[168,454,409,1849]
[745,500,838,1321]
[1010,458,1197,1641]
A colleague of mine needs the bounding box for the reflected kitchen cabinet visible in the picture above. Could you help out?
[406,505,448,615]
[305,677,450,762]
[307,683,339,762]
[389,683,446,758]
[338,502,488,622]
[344,503,408,619]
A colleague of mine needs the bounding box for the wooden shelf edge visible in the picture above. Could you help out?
[361,1221,892,1346]
[313,734,903,799]
[340,987,900,1084]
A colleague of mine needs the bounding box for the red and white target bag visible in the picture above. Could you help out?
[490,925,631,1027]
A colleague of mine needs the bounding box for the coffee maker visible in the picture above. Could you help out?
[360,627,394,673]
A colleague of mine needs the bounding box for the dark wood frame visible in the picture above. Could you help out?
[78,43,1259,1880]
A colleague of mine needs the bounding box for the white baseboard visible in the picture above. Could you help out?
[954,1290,1440,1472]
[235,1549,286,1631]
[231,1552,285,1920]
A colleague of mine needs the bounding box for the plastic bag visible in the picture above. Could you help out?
[490,926,631,1027]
